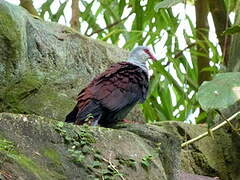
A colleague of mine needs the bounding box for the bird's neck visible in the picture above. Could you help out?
[127,57,148,73]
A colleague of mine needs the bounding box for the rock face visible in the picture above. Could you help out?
[0,0,145,122]
[0,1,239,180]
[0,113,181,180]
[156,121,240,180]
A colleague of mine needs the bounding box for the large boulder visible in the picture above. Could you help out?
[155,121,240,180]
[0,113,180,180]
[0,0,145,122]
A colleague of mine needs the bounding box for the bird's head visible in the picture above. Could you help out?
[128,46,156,71]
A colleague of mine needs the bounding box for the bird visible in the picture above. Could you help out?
[65,46,156,127]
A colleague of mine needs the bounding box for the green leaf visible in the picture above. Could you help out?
[154,0,183,11]
[56,121,64,128]
[134,1,143,31]
[39,0,54,18]
[92,161,102,168]
[141,154,153,170]
[51,1,67,22]
[195,111,208,123]
[118,0,126,16]
[197,72,240,111]
[223,25,240,35]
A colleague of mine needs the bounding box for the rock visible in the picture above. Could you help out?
[0,113,180,180]
[113,123,181,180]
[0,0,144,122]
[154,121,240,180]
[179,172,220,180]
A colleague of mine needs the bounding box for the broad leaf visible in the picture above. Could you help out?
[197,72,240,111]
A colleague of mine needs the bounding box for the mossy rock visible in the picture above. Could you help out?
[0,1,143,122]
[154,121,240,180]
[0,113,180,180]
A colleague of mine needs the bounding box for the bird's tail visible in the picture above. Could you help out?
[65,105,79,123]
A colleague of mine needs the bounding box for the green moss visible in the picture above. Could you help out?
[0,136,66,180]
[0,3,23,61]
[0,72,74,119]
[42,148,61,166]
[0,73,43,113]
[9,153,66,180]
[0,136,14,152]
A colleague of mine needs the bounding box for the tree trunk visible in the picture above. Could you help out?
[19,0,38,16]
[227,0,240,72]
[70,0,80,30]
[195,0,210,85]
[208,0,231,66]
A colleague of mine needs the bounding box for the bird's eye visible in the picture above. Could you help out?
[143,49,150,54]
[143,48,157,61]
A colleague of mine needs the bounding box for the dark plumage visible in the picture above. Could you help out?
[65,46,156,127]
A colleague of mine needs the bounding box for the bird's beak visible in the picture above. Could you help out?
[149,53,157,61]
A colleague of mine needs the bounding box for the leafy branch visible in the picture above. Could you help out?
[87,12,133,36]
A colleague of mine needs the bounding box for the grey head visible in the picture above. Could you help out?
[127,46,156,72]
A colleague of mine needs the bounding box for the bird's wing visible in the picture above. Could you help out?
[87,62,149,112]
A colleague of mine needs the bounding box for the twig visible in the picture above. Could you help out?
[20,0,38,16]
[174,43,196,59]
[70,0,80,30]
[215,110,239,134]
[164,43,196,67]
[87,12,133,36]
[181,111,240,148]
[102,155,125,180]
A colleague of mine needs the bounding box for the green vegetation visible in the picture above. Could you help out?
[55,122,161,178]
[55,122,126,179]
[0,136,65,179]
[0,137,14,152]
[0,73,43,113]
[55,122,95,163]
[42,148,62,166]
[117,157,137,170]
[141,154,154,170]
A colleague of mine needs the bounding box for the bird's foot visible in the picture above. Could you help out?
[121,119,144,124]
[122,119,132,123]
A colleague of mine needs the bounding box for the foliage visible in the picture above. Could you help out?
[55,122,160,179]
[154,0,183,10]
[117,157,137,169]
[0,137,14,152]
[18,0,239,123]
[141,154,154,170]
[55,122,95,164]
[55,122,126,179]
[223,25,240,35]
[197,72,240,111]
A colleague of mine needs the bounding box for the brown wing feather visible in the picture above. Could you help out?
[80,62,148,111]
[67,62,148,124]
